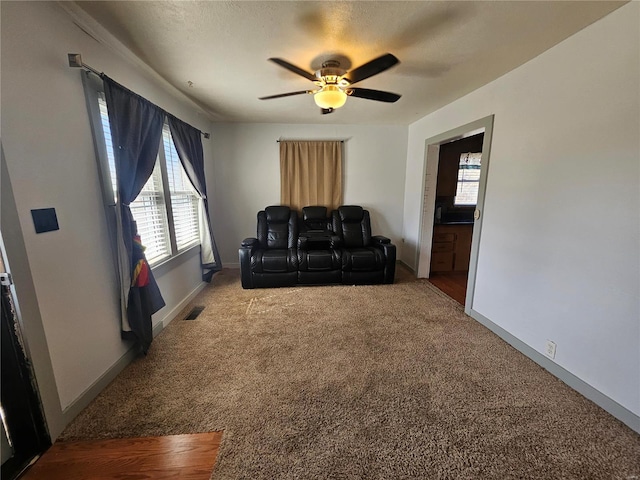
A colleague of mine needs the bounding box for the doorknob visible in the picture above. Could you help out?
[474,209,481,220]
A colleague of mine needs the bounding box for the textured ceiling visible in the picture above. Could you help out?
[72,1,625,125]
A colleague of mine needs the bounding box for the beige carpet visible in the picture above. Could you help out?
[61,266,640,479]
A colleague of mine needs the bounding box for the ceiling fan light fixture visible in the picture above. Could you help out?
[262,53,400,114]
[314,85,347,109]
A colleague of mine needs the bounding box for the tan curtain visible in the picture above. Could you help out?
[280,140,343,212]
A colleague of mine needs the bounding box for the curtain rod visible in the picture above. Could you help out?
[277,140,345,143]
[68,53,210,139]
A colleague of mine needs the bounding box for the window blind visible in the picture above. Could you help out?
[162,126,200,250]
[130,163,171,264]
[454,152,481,206]
[98,96,172,265]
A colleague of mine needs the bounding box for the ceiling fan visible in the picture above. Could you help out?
[259,53,401,114]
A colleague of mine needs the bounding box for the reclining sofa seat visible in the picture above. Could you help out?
[239,205,396,289]
[239,205,298,288]
[299,205,332,232]
[297,206,341,285]
[332,205,396,285]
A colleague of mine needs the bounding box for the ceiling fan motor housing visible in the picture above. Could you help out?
[316,60,348,86]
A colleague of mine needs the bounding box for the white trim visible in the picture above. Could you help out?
[1,148,64,438]
[465,116,493,315]
[61,281,206,426]
[61,340,139,425]
[157,281,207,329]
[468,308,640,433]
[151,242,200,278]
[398,260,416,275]
[416,143,440,278]
[414,115,494,316]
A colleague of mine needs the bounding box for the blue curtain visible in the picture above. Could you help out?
[103,76,166,353]
[168,116,222,282]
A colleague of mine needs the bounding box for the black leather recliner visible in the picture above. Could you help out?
[297,206,341,285]
[331,205,396,285]
[239,205,395,288]
[239,206,298,289]
[299,206,332,233]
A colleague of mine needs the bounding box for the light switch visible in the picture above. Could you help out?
[31,208,59,234]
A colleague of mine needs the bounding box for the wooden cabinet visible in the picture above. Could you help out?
[430,224,473,272]
[453,226,473,271]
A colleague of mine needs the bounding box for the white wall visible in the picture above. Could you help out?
[1,2,210,436]
[3,0,635,440]
[210,123,408,266]
[403,3,639,418]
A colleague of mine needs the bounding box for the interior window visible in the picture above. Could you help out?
[454,152,481,206]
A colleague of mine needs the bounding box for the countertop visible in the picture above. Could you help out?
[436,220,474,225]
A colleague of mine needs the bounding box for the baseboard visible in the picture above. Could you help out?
[59,282,207,436]
[397,259,416,274]
[158,281,208,329]
[468,308,640,434]
[152,321,164,338]
[61,343,138,429]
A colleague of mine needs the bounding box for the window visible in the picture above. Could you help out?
[454,152,481,206]
[98,94,118,197]
[129,162,171,264]
[162,126,200,250]
[96,94,200,266]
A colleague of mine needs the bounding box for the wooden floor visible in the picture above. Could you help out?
[427,271,468,305]
[21,432,223,480]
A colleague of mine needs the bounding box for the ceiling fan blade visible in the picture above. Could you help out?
[259,90,313,100]
[321,108,334,115]
[347,88,401,103]
[268,58,317,82]
[344,53,399,85]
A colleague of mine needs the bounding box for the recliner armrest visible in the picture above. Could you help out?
[241,237,258,248]
[380,242,396,284]
[372,235,391,245]
[239,238,258,289]
[370,237,396,284]
[329,235,342,249]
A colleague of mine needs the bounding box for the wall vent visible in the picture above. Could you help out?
[184,306,205,320]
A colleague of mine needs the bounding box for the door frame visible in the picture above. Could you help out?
[1,274,51,479]
[0,145,53,479]
[415,115,494,314]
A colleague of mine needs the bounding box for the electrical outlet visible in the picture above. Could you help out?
[545,340,557,359]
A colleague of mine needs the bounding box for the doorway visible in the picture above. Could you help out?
[416,116,494,313]
[429,133,483,304]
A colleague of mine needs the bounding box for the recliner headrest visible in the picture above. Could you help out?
[265,205,291,223]
[302,206,327,221]
[338,205,364,222]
